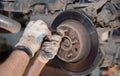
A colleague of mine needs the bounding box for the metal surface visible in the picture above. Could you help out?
[52,10,99,75]
[0,1,31,13]
[57,20,91,63]
[0,14,21,33]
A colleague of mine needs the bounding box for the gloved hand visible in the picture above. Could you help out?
[16,20,51,57]
[37,29,64,63]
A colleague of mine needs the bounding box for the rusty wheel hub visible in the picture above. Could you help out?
[58,25,81,62]
[57,20,88,63]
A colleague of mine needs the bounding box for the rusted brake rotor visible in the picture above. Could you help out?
[51,10,99,75]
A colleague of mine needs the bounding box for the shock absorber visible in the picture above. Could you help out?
[0,14,21,33]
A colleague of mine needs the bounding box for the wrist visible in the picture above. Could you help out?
[38,52,49,63]
[16,36,36,57]
[14,46,33,58]
[37,57,48,64]
[12,50,30,61]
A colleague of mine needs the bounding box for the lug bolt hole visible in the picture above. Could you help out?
[75,48,78,51]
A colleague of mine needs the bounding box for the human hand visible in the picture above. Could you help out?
[16,20,51,57]
[37,29,64,63]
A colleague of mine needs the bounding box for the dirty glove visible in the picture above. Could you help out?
[16,20,51,57]
[37,30,64,63]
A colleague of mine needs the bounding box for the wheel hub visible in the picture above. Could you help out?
[58,23,82,62]
[61,36,72,51]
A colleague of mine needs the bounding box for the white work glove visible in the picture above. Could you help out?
[16,20,51,57]
[37,30,64,63]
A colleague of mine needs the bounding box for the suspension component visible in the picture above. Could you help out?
[0,14,21,33]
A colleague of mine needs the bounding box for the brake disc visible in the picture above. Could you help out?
[51,10,99,75]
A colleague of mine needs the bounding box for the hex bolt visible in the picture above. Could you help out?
[67,52,73,58]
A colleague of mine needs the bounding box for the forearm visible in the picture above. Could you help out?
[25,58,46,76]
[0,50,29,76]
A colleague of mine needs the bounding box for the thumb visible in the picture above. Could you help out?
[45,29,52,40]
